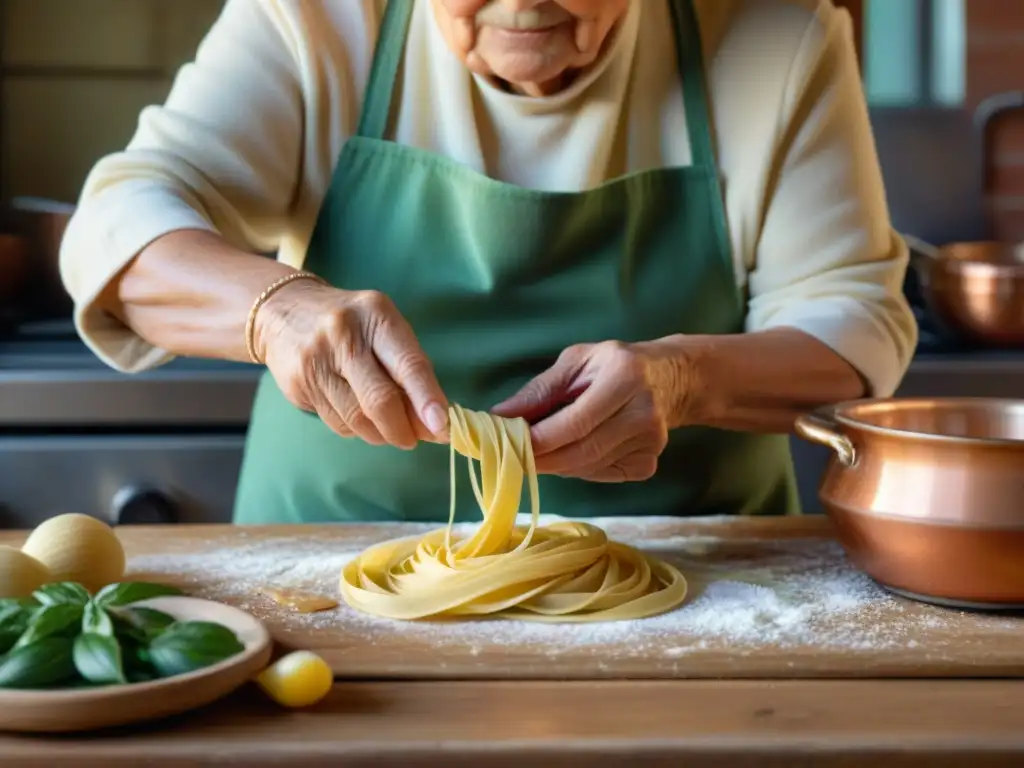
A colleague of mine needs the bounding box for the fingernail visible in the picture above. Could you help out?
[424,404,448,436]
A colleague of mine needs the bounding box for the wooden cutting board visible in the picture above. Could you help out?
[3,518,1022,680]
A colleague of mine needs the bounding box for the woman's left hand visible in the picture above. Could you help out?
[491,339,692,482]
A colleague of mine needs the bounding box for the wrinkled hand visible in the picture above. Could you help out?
[256,281,449,449]
[492,340,690,482]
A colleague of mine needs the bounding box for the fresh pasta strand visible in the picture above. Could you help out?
[338,405,688,622]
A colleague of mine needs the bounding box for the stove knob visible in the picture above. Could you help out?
[109,486,179,526]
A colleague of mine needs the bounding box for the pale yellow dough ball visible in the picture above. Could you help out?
[21,513,126,593]
[0,545,51,599]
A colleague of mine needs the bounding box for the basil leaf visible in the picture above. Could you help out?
[94,582,183,608]
[120,638,155,680]
[161,621,243,648]
[82,601,114,637]
[0,597,39,613]
[0,603,23,628]
[113,606,176,641]
[1,601,44,653]
[73,633,126,685]
[34,583,90,607]
[0,637,77,689]
[0,610,33,655]
[148,621,244,678]
[14,603,84,649]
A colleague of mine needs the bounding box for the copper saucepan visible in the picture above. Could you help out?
[901,91,1024,348]
[0,232,31,304]
[904,234,1024,347]
[794,397,1024,609]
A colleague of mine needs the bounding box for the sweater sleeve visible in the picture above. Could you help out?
[742,3,918,397]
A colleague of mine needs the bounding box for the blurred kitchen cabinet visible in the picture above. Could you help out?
[5,77,172,201]
[3,0,157,70]
[0,0,225,200]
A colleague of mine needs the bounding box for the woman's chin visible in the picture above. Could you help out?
[483,58,573,95]
[475,35,578,93]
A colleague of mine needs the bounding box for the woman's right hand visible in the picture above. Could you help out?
[254,280,449,449]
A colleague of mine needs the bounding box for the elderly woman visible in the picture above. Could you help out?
[60,0,917,524]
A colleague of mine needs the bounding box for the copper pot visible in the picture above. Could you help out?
[794,397,1024,609]
[10,197,76,314]
[905,235,1024,347]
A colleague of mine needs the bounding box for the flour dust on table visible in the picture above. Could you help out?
[127,516,1021,661]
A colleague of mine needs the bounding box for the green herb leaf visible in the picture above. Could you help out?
[0,609,33,655]
[147,621,244,678]
[0,637,77,689]
[34,583,90,607]
[14,603,84,649]
[73,633,126,685]
[0,597,39,613]
[112,606,176,641]
[162,621,243,647]
[120,636,152,670]
[94,582,183,608]
[82,601,114,637]
[0,603,23,628]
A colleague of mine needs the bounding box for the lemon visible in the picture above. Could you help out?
[256,650,333,708]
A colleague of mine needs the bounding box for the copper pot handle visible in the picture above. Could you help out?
[793,407,856,467]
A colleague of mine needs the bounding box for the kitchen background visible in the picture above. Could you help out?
[0,0,1021,528]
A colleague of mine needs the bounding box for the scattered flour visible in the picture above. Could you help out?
[128,516,1021,662]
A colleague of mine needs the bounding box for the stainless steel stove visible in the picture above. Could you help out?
[0,319,261,529]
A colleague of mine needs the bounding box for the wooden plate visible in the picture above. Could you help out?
[0,596,273,733]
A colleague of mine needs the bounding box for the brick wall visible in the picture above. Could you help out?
[840,0,1024,240]
[963,0,1024,240]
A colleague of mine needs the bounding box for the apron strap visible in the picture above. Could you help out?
[669,0,719,171]
[356,0,416,140]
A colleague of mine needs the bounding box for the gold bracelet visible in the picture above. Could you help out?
[245,271,327,364]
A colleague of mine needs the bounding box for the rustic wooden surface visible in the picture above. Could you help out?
[3,519,1023,764]
[2,517,1021,681]
[1,679,1022,766]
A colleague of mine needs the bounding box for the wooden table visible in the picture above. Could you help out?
[1,519,1022,766]
[2,679,1023,766]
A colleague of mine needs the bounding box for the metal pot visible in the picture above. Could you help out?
[903,91,1024,348]
[0,198,75,321]
[904,235,1024,347]
[10,197,75,315]
[794,397,1024,609]
[0,233,31,304]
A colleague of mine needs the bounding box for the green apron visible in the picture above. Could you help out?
[234,0,799,524]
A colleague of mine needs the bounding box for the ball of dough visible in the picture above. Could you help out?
[0,545,50,599]
[21,513,126,593]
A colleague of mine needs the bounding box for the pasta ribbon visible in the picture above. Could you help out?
[339,405,688,622]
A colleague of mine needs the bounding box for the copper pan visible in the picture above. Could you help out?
[0,232,31,304]
[899,91,1024,348]
[904,234,1024,347]
[10,197,75,315]
[794,397,1024,609]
